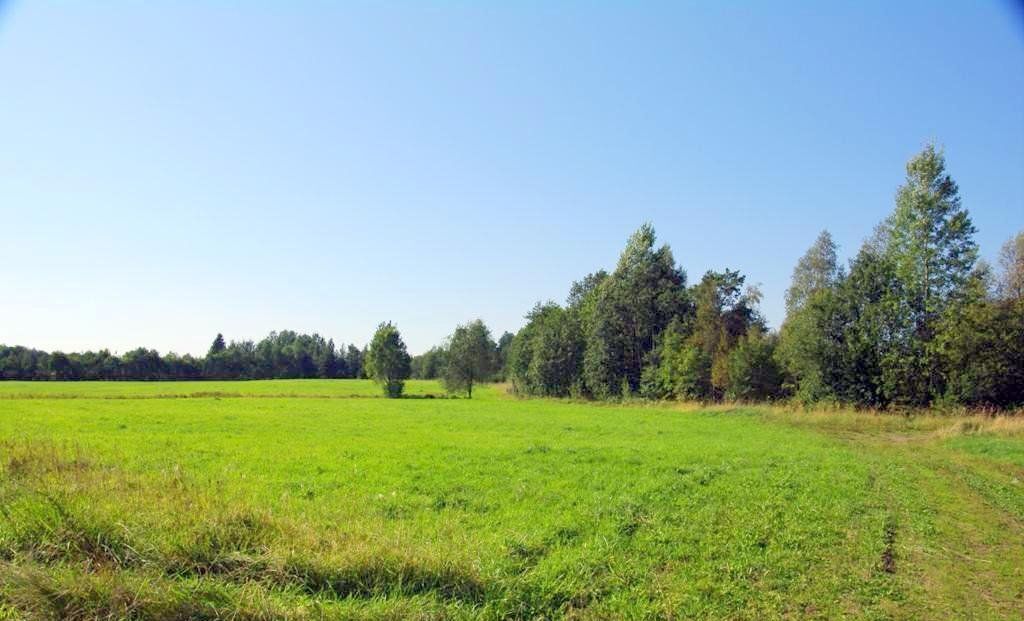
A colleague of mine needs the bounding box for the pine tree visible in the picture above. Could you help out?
[885,144,978,402]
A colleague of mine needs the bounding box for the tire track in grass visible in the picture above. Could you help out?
[847,443,1024,620]
[762,413,1024,620]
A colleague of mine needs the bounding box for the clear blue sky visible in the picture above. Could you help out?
[2,1,1022,356]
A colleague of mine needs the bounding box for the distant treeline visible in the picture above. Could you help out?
[3,144,1022,408]
[504,144,1023,409]
[0,327,514,385]
[0,331,369,381]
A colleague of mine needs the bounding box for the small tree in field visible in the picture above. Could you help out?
[444,319,497,398]
[365,322,411,398]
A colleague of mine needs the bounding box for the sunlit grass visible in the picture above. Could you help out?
[0,381,1021,619]
[0,379,450,399]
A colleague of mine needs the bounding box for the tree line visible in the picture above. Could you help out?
[3,144,1022,408]
[0,331,368,381]
[503,145,1023,409]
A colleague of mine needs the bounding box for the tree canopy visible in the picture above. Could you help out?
[365,322,412,398]
[1,331,364,382]
[442,319,497,398]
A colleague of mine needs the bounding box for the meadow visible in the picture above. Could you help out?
[0,379,447,400]
[0,381,1021,620]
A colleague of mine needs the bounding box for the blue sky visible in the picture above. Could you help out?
[1,1,1022,355]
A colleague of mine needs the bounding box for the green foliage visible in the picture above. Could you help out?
[884,144,978,402]
[725,329,782,401]
[645,267,771,403]
[889,144,978,310]
[511,227,779,404]
[644,321,712,400]
[509,303,584,397]
[937,274,1024,407]
[688,270,764,400]
[208,333,226,356]
[494,331,515,380]
[1,331,364,381]
[775,296,828,404]
[529,307,584,397]
[998,230,1024,302]
[818,248,904,407]
[365,322,411,398]
[785,230,839,316]
[582,224,690,398]
[566,270,608,310]
[777,232,841,404]
[47,352,75,381]
[120,348,166,381]
[443,319,497,398]
[772,145,1021,409]
[411,346,448,379]
[317,339,339,379]
[344,345,365,379]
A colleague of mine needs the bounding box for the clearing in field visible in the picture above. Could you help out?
[0,380,1022,620]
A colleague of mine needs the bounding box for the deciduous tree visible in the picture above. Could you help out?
[583,224,689,397]
[997,230,1024,302]
[365,322,411,398]
[443,319,497,398]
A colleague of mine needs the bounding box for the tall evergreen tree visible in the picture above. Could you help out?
[884,144,978,402]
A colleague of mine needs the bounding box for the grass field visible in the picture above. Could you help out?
[0,379,448,399]
[0,381,1022,620]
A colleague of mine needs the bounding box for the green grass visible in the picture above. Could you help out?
[0,381,1021,619]
[945,436,1024,468]
[0,379,446,399]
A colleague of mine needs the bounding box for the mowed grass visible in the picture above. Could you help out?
[0,382,1021,620]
